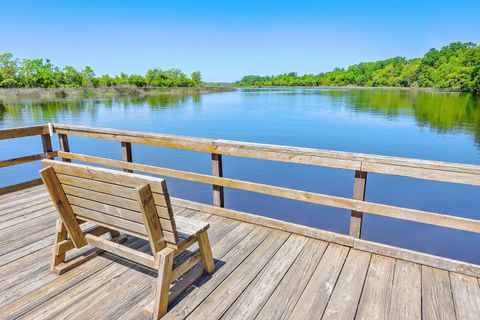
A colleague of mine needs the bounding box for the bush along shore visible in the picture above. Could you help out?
[0,86,235,100]
[0,52,207,89]
[236,42,480,93]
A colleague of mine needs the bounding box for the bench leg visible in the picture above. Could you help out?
[51,221,127,275]
[151,248,174,319]
[198,230,215,273]
[51,218,68,272]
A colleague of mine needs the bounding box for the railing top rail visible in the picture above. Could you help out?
[0,124,49,140]
[2,123,480,185]
[51,123,480,185]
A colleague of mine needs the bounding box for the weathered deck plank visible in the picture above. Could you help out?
[1,186,480,320]
[450,272,480,320]
[355,254,396,320]
[289,243,350,320]
[255,239,328,320]
[220,234,308,320]
[389,260,422,320]
[322,249,371,320]
[422,266,456,320]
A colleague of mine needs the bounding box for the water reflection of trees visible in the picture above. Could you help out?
[321,89,480,145]
[1,89,480,147]
[0,94,200,124]
[245,88,480,146]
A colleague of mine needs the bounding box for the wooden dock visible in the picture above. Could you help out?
[1,124,480,319]
[1,185,480,319]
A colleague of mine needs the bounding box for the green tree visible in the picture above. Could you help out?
[191,71,202,87]
[81,66,97,87]
[0,53,18,87]
[62,66,83,87]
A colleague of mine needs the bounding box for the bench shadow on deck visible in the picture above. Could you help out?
[1,186,480,320]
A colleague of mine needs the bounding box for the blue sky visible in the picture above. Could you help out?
[1,1,479,82]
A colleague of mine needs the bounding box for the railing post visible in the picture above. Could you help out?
[121,142,133,173]
[41,133,54,159]
[58,134,71,162]
[211,153,224,207]
[349,170,368,238]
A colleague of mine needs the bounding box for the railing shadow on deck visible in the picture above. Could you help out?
[1,123,480,276]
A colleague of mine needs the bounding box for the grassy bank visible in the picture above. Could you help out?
[0,86,235,100]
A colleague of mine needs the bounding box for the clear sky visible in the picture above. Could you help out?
[1,0,479,82]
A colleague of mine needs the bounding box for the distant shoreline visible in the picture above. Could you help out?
[0,86,236,101]
[235,86,466,93]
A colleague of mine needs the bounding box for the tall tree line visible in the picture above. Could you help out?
[236,42,480,92]
[0,54,202,88]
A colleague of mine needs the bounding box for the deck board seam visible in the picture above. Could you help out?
[218,233,297,320]
[0,208,56,231]
[352,251,374,320]
[177,226,273,319]
[55,211,218,319]
[388,258,398,317]
[286,242,333,320]
[0,211,56,234]
[319,247,352,320]
[22,241,154,319]
[0,197,52,216]
[448,271,460,320]
[253,238,320,320]
[0,227,56,260]
[5,239,147,318]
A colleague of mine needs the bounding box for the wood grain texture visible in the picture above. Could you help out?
[355,254,396,320]
[388,260,421,320]
[322,249,371,320]
[187,230,289,320]
[57,151,480,234]
[221,235,308,320]
[421,266,456,320]
[211,153,224,207]
[289,243,350,320]
[121,141,133,173]
[256,239,328,320]
[0,125,48,140]
[52,123,480,185]
[450,272,480,320]
[58,133,71,162]
[136,184,168,252]
[162,227,272,320]
[39,167,87,248]
[1,185,480,320]
[349,170,367,238]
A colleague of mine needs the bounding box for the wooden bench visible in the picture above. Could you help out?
[39,159,215,319]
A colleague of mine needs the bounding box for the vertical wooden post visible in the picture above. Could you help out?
[41,134,54,159]
[121,141,133,173]
[349,170,368,238]
[211,153,224,207]
[58,134,71,162]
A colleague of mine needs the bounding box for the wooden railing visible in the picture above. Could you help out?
[0,124,57,195]
[1,123,480,240]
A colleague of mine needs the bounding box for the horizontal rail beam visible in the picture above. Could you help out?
[0,178,44,196]
[0,125,49,140]
[52,123,480,185]
[171,197,480,277]
[58,151,480,234]
[0,152,58,168]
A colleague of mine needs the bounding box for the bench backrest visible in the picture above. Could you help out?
[40,159,178,249]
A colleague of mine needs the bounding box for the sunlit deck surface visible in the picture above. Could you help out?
[1,186,480,320]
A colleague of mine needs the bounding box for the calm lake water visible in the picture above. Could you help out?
[1,88,480,263]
